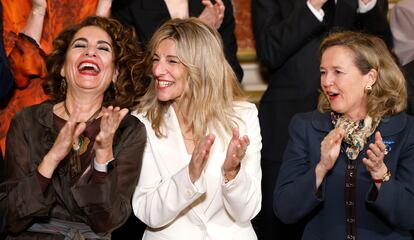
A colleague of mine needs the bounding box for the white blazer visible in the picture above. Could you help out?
[132,101,262,240]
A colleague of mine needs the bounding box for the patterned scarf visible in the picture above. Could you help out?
[331,112,380,160]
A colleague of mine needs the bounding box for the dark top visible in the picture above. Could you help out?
[111,0,243,81]
[403,60,414,116]
[0,101,146,239]
[274,110,414,239]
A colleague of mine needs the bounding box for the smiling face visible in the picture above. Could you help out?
[61,25,117,96]
[151,38,188,104]
[320,45,377,121]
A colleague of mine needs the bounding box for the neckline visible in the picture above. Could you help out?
[63,101,102,124]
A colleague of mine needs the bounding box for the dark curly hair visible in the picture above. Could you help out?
[43,16,147,109]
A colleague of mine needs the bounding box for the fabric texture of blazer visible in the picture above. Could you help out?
[111,0,243,81]
[132,101,262,240]
[274,110,414,240]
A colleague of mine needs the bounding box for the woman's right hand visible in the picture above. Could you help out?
[38,107,86,178]
[317,128,344,174]
[189,134,215,183]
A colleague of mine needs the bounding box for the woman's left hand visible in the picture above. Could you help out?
[94,106,129,163]
[223,127,250,182]
[362,131,388,180]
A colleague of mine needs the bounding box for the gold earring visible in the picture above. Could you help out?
[365,85,372,93]
[60,78,67,94]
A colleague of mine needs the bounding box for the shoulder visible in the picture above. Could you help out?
[119,113,146,133]
[378,112,414,137]
[232,101,259,125]
[12,101,53,123]
[130,110,151,128]
[290,110,331,132]
[233,101,258,115]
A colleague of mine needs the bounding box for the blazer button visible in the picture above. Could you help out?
[346,234,355,240]
[346,218,355,223]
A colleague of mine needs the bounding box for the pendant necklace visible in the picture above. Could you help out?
[64,101,102,176]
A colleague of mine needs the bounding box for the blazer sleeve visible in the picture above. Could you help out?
[1,113,56,234]
[71,116,146,233]
[251,0,324,70]
[221,103,262,222]
[218,0,243,82]
[273,113,324,224]
[366,119,414,230]
[132,126,206,228]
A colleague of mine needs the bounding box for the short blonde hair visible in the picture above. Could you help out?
[138,18,246,139]
[318,31,407,118]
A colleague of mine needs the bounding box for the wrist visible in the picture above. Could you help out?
[38,155,59,178]
[370,164,388,180]
[95,152,114,164]
[32,5,46,16]
[223,164,241,184]
[316,162,329,176]
[371,165,391,183]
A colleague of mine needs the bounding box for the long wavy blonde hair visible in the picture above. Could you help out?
[318,31,407,119]
[137,18,246,140]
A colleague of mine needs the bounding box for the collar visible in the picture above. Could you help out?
[36,100,57,129]
[311,110,407,137]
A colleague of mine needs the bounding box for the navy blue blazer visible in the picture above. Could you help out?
[274,110,414,240]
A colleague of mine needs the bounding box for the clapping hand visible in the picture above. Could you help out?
[223,128,250,182]
[318,128,345,174]
[198,0,225,29]
[362,131,388,181]
[189,134,215,183]
[38,106,86,178]
[94,106,129,163]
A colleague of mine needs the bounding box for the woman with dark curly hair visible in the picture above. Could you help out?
[0,16,147,239]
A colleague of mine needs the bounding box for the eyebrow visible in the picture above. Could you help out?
[71,37,112,48]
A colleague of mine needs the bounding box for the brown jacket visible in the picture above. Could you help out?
[0,101,146,239]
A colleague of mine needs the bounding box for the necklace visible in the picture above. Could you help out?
[63,101,102,176]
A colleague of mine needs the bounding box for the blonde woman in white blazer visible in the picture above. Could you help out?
[132,18,262,240]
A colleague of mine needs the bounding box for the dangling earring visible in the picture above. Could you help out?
[112,82,118,94]
[365,85,372,94]
[60,78,67,95]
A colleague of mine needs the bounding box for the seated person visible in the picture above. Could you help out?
[0,16,147,239]
[133,18,261,239]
